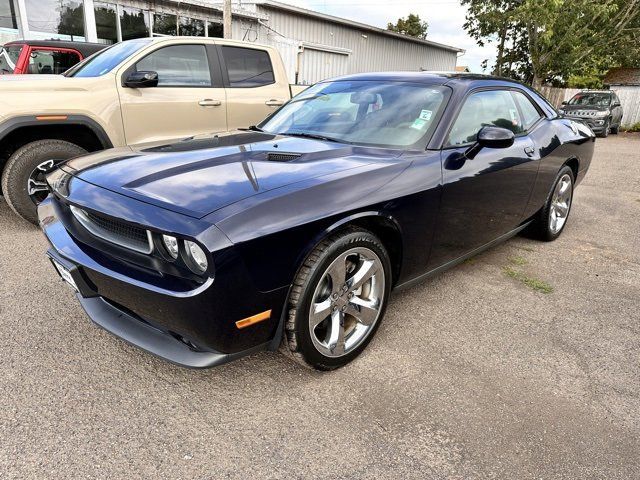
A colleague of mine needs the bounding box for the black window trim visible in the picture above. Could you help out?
[216,44,276,89]
[441,86,547,150]
[122,43,224,89]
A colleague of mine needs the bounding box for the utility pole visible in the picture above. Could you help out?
[223,0,232,39]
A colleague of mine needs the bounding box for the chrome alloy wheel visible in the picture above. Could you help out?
[308,247,385,358]
[27,159,57,205]
[549,173,573,234]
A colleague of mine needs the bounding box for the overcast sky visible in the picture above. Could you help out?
[276,0,498,72]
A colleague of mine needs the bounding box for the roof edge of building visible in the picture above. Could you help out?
[244,0,465,53]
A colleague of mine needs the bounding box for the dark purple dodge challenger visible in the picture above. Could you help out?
[39,73,594,370]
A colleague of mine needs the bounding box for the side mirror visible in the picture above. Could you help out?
[465,126,515,160]
[561,100,568,105]
[123,70,158,88]
[612,102,621,107]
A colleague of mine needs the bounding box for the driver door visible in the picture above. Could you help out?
[117,43,227,145]
[428,89,541,268]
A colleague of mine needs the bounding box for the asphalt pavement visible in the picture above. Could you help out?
[0,134,638,479]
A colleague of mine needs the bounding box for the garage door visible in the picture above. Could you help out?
[299,48,349,85]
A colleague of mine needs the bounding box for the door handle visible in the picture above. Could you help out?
[199,99,222,107]
[265,99,284,107]
[524,146,535,157]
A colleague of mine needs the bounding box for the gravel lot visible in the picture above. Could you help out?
[0,135,639,479]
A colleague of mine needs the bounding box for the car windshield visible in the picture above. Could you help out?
[65,39,151,78]
[260,81,450,149]
[0,45,22,74]
[568,92,612,107]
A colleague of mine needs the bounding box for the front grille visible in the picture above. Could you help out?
[70,206,153,254]
[267,152,301,162]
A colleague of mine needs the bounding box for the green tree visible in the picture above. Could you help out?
[461,0,640,87]
[387,14,429,39]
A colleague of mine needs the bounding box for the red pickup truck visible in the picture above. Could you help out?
[0,40,106,75]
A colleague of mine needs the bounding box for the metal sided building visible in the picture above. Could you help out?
[0,0,463,84]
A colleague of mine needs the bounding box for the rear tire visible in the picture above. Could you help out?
[1,140,86,224]
[528,165,574,242]
[282,227,392,370]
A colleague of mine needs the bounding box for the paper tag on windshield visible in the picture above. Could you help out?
[411,118,427,130]
[419,109,433,121]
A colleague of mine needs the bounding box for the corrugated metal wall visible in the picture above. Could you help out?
[249,6,459,84]
[611,86,640,127]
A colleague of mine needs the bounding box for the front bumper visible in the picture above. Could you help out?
[566,116,608,133]
[39,196,288,368]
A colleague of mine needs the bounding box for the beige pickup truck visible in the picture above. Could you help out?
[0,37,306,223]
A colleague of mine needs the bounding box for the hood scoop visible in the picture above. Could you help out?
[267,152,302,162]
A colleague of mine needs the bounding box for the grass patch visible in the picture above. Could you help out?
[622,122,640,133]
[463,257,477,265]
[503,266,554,294]
[509,256,528,266]
[517,246,535,252]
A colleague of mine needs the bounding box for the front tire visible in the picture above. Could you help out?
[528,166,574,242]
[1,140,87,224]
[283,227,392,370]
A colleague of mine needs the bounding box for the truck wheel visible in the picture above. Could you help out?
[283,227,391,370]
[1,140,86,224]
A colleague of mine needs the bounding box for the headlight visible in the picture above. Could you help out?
[558,109,565,115]
[162,234,179,259]
[185,240,208,274]
[597,110,610,117]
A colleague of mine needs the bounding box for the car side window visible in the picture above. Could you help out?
[447,90,523,147]
[28,49,81,74]
[512,91,543,131]
[135,45,211,87]
[221,46,275,88]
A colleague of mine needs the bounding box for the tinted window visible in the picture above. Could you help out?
[153,13,177,36]
[121,6,150,41]
[513,91,542,130]
[447,90,523,147]
[221,47,274,87]
[0,45,21,73]
[66,39,151,77]
[25,0,85,38]
[136,45,211,87]
[95,2,118,44]
[260,81,449,149]
[0,0,18,29]
[28,49,81,74]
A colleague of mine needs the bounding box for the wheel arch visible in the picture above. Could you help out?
[0,115,112,190]
[296,211,404,288]
[563,157,579,181]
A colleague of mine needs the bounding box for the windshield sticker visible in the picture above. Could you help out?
[419,109,433,121]
[411,118,428,130]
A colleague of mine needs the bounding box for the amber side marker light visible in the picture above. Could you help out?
[36,115,68,121]
[236,310,272,329]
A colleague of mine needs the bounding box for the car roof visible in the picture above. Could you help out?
[324,71,532,89]
[4,40,107,56]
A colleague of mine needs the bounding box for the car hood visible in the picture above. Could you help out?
[0,74,100,91]
[561,104,610,113]
[60,131,403,219]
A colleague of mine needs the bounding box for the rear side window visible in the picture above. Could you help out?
[28,49,81,74]
[512,90,542,131]
[0,45,22,73]
[447,90,523,147]
[221,46,274,88]
[136,44,211,87]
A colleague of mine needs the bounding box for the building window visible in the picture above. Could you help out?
[0,0,17,29]
[153,12,177,36]
[121,6,149,41]
[94,2,117,44]
[208,21,223,38]
[179,17,205,37]
[25,0,85,39]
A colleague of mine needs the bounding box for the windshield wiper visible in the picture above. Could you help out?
[238,125,264,132]
[278,131,347,144]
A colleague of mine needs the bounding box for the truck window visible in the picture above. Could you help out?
[135,44,211,87]
[221,46,275,88]
[0,45,22,74]
[28,49,81,74]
